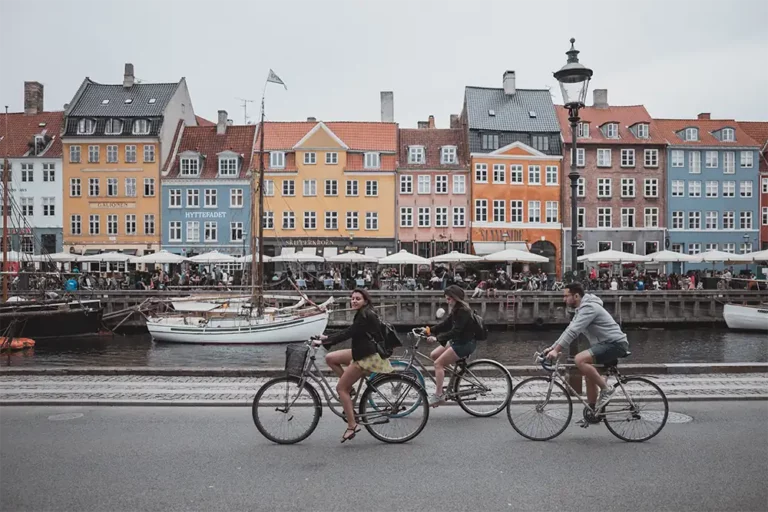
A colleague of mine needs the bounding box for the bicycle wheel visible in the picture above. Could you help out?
[603,377,668,442]
[358,373,429,444]
[453,359,512,417]
[368,360,425,418]
[507,377,572,441]
[252,376,321,445]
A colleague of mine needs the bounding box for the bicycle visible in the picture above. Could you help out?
[252,338,430,445]
[507,351,668,442]
[376,328,512,417]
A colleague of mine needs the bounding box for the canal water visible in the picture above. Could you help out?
[2,327,765,368]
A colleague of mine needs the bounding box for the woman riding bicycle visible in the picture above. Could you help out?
[425,284,477,407]
[316,288,393,442]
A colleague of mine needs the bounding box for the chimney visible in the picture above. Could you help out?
[380,91,394,122]
[428,115,435,129]
[417,121,429,129]
[503,71,516,96]
[307,116,317,122]
[697,113,711,120]
[450,114,459,129]
[123,63,135,88]
[24,81,44,115]
[593,89,608,108]
[217,110,228,135]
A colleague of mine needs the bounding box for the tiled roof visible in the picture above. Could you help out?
[464,87,560,133]
[165,125,257,179]
[556,105,666,145]
[63,117,163,137]
[398,128,468,170]
[738,121,768,151]
[655,119,760,148]
[0,111,64,158]
[256,121,397,152]
[68,79,180,117]
[196,115,215,126]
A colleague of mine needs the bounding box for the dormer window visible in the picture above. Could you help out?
[721,128,735,142]
[636,123,649,138]
[218,154,239,176]
[269,151,285,169]
[364,152,380,169]
[605,123,619,138]
[685,128,698,141]
[180,156,200,176]
[132,119,150,135]
[578,122,589,138]
[32,135,46,156]
[440,146,457,164]
[408,146,425,164]
[77,118,96,135]
[105,119,123,135]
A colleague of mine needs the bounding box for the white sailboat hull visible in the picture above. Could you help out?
[723,304,768,331]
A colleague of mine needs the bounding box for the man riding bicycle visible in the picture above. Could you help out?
[545,282,629,411]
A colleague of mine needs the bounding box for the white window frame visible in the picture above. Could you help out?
[418,207,431,227]
[324,211,338,230]
[400,207,413,228]
[107,214,118,235]
[364,152,380,169]
[705,151,719,168]
[106,177,118,197]
[688,243,701,256]
[144,178,155,197]
[452,174,466,194]
[621,178,635,198]
[475,199,487,222]
[324,179,338,196]
[186,189,200,208]
[69,145,81,163]
[597,207,612,228]
[168,221,182,242]
[597,148,611,167]
[671,180,684,197]
[346,211,359,230]
[77,119,96,135]
[685,127,698,141]
[705,211,718,230]
[230,222,244,242]
[620,149,635,167]
[180,157,199,176]
[88,145,99,163]
[303,179,317,197]
[263,211,274,230]
[303,152,317,165]
[492,164,506,184]
[510,164,523,184]
[218,157,238,176]
[644,178,658,198]
[125,214,136,235]
[510,200,523,223]
[270,151,285,169]
[545,201,558,223]
[620,207,635,228]
[578,122,589,138]
[346,180,358,197]
[106,145,118,163]
[435,206,448,227]
[528,200,541,223]
[723,181,736,197]
[125,145,137,164]
[230,188,243,208]
[282,212,295,230]
[644,207,659,228]
[740,151,753,168]
[88,178,99,197]
[452,207,466,227]
[440,146,457,164]
[203,221,217,242]
[399,175,412,194]
[89,214,100,235]
[740,181,753,198]
[688,211,701,230]
[263,180,274,197]
[169,189,181,208]
[365,180,378,197]
[636,124,649,138]
[143,145,155,163]
[417,175,431,194]
[70,178,81,197]
[724,152,736,174]
[144,214,156,235]
[325,152,338,165]
[739,211,752,230]
[365,212,378,231]
[723,211,735,230]
[204,188,217,208]
[605,123,619,138]
[597,178,612,198]
[721,128,735,142]
[644,149,658,167]
[705,181,718,198]
[71,215,82,235]
[545,165,558,186]
[527,165,541,185]
[303,211,317,230]
[688,181,701,198]
[671,150,684,167]
[689,151,701,173]
[282,179,295,197]
[186,221,200,242]
[763,177,768,194]
[132,119,150,135]
[671,211,684,230]
[474,163,488,183]
[435,175,448,194]
[408,146,425,164]
[492,200,505,222]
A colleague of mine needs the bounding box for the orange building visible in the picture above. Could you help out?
[470,141,563,275]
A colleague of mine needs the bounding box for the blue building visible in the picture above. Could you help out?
[658,116,761,271]
[161,113,256,258]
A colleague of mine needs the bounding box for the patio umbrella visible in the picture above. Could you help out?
[187,250,239,264]
[238,253,273,263]
[29,251,79,263]
[483,248,549,263]
[325,252,379,263]
[430,251,483,263]
[645,250,700,263]
[577,249,650,263]
[271,251,325,263]
[131,250,188,264]
[78,251,134,263]
[378,249,431,265]
[0,250,27,262]
[694,249,752,264]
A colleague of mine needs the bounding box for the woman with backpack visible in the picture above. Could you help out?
[425,284,477,407]
[315,288,393,443]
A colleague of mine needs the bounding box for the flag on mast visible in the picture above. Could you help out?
[267,69,287,90]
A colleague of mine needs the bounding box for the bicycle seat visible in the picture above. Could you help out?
[603,351,631,369]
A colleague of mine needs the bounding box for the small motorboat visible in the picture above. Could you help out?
[723,304,768,331]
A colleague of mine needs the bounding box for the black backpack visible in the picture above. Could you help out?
[370,319,402,358]
[471,310,488,341]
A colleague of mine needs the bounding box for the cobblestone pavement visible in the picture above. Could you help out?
[0,373,765,405]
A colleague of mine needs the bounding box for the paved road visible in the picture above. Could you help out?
[1,402,766,512]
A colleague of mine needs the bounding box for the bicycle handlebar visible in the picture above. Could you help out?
[533,351,558,372]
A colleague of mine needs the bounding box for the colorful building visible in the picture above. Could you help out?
[61,63,196,261]
[396,118,470,257]
[557,91,667,271]
[255,120,398,259]
[738,122,768,251]
[161,111,256,258]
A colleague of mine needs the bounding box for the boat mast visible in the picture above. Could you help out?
[2,106,9,302]
[252,97,266,316]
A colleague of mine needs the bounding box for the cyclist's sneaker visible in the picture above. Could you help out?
[428,394,443,407]
[596,387,616,409]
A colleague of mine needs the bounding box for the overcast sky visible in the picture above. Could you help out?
[2,0,766,128]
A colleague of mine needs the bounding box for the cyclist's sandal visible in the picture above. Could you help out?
[341,424,361,443]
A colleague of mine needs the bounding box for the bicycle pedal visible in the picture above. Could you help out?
[576,419,590,429]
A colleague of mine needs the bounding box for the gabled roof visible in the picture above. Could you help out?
[255,121,397,152]
[654,118,760,148]
[489,141,548,157]
[195,115,215,127]
[738,121,768,152]
[165,125,257,179]
[0,111,64,158]
[398,128,468,170]
[68,78,181,117]
[556,105,666,145]
[293,122,349,149]
[464,86,560,133]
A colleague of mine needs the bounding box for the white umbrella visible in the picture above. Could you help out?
[28,251,78,263]
[430,251,482,263]
[378,249,431,265]
[325,252,379,263]
[0,250,27,262]
[578,249,649,263]
[271,251,325,263]
[740,249,768,262]
[483,248,548,263]
[131,250,188,264]
[188,250,239,264]
[694,249,752,263]
[645,250,700,263]
[78,251,134,263]
[238,254,273,263]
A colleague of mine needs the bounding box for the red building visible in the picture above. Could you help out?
[738,122,768,249]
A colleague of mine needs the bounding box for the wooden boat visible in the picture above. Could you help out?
[723,303,768,331]
[0,298,104,338]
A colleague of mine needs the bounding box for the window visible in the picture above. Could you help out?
[263,180,274,197]
[42,197,55,217]
[325,179,338,196]
[417,175,431,194]
[605,123,619,138]
[572,148,586,167]
[453,175,466,193]
[474,163,488,183]
[622,242,636,254]
[671,211,684,229]
[441,146,457,164]
[764,178,768,194]
[644,178,658,198]
[303,211,316,230]
[263,211,274,230]
[688,211,701,230]
[689,151,701,173]
[644,207,659,228]
[723,211,735,230]
[270,152,285,168]
[282,212,295,230]
[106,145,118,163]
[510,200,523,223]
[481,134,499,150]
[688,243,701,255]
[365,212,378,230]
[545,201,558,223]
[723,181,736,197]
[125,214,136,235]
[763,207,768,227]
[578,122,589,138]
[133,119,150,135]
[144,178,155,197]
[475,199,488,222]
[621,178,635,198]
[230,188,243,208]
[723,243,736,253]
[740,211,752,230]
[671,180,684,197]
[125,145,137,163]
[671,150,684,167]
[325,152,338,165]
[492,200,505,222]
[452,207,466,227]
[282,180,295,196]
[186,222,200,242]
[685,128,698,141]
[144,214,155,235]
[21,163,33,182]
[528,200,541,223]
[203,221,216,241]
[418,207,431,227]
[325,211,338,230]
[597,149,611,167]
[69,178,81,197]
[724,152,736,173]
[204,189,217,207]
[636,124,649,138]
[365,180,378,196]
[71,215,81,235]
[492,164,506,183]
[77,119,96,135]
[597,178,612,198]
[181,158,199,176]
[435,207,448,227]
[577,207,585,228]
[721,128,735,142]
[740,181,753,198]
[621,149,635,167]
[435,175,448,194]
[688,181,701,197]
[408,146,425,164]
[88,145,99,163]
[528,165,541,185]
[705,243,718,252]
[644,149,658,167]
[219,157,237,176]
[346,211,358,230]
[597,207,612,228]
[303,152,316,165]
[741,151,753,168]
[621,207,635,228]
[740,243,753,254]
[705,211,718,230]
[545,166,558,185]
[705,151,718,168]
[577,177,586,197]
[303,179,317,196]
[346,180,358,196]
[89,214,100,235]
[532,136,549,151]
[120,177,134,197]
[88,178,100,196]
[143,145,155,163]
[107,177,118,197]
[705,181,718,198]
[671,243,683,253]
[186,189,199,207]
[20,197,33,216]
[400,207,413,227]
[364,152,380,169]
[169,221,181,242]
[598,241,613,251]
[69,145,81,163]
[107,214,118,235]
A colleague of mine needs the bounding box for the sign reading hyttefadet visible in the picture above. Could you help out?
[185,211,227,219]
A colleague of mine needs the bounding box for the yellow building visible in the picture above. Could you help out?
[255,121,398,259]
[62,63,196,264]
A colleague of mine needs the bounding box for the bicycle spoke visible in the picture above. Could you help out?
[252,377,320,444]
[507,377,572,441]
[360,375,429,444]
[603,377,668,442]
[455,361,511,417]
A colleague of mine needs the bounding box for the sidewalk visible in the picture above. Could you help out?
[1,373,766,406]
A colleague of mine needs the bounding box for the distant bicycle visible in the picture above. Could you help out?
[507,351,668,442]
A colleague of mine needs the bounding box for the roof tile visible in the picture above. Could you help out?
[69,79,180,117]
[0,111,65,158]
[464,87,560,133]
[654,118,760,148]
[165,125,257,179]
[255,121,397,152]
[398,128,468,169]
[556,105,666,145]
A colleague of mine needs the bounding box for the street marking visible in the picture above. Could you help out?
[48,413,84,421]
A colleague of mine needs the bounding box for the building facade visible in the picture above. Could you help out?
[557,92,667,271]
[738,122,768,250]
[62,63,196,258]
[396,120,470,257]
[161,111,256,258]
[255,120,398,259]
[657,115,760,270]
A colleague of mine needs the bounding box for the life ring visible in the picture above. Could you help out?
[0,337,36,351]
[534,317,545,327]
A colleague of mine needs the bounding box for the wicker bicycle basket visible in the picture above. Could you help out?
[285,344,310,377]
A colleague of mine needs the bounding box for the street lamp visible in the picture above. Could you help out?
[501,231,509,250]
[554,37,593,277]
